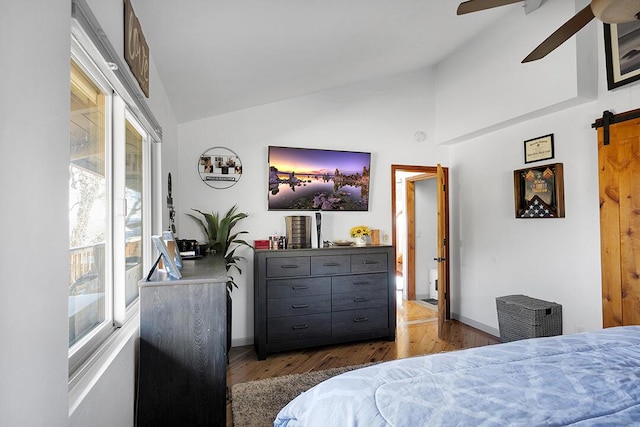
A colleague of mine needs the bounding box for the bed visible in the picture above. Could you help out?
[274,326,640,426]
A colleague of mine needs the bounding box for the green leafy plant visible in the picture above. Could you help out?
[186,205,251,292]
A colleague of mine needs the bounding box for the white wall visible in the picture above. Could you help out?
[449,105,604,335]
[1,0,178,425]
[414,178,437,300]
[436,0,597,144]
[175,0,640,344]
[0,1,70,425]
[69,335,138,427]
[177,68,449,345]
[441,4,640,335]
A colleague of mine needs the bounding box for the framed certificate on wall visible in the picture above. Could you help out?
[524,134,554,164]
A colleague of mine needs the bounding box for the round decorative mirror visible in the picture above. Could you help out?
[197,146,242,189]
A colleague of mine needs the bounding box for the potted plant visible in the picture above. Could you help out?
[186,204,251,353]
[186,205,251,291]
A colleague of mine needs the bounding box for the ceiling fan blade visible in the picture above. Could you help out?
[457,0,523,15]
[522,5,595,63]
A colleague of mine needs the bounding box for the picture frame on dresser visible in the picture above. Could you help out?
[162,230,182,268]
[151,235,182,279]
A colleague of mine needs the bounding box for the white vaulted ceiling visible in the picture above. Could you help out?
[132,0,515,123]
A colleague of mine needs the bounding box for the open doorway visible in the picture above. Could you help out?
[391,165,450,331]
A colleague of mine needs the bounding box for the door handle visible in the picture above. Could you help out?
[433,257,446,262]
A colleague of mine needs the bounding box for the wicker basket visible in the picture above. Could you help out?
[496,294,562,342]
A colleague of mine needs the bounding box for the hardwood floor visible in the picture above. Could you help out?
[225,298,499,426]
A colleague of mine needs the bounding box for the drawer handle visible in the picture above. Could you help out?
[281,264,300,269]
[353,281,370,286]
[362,260,379,265]
[353,297,368,303]
[353,317,368,323]
[292,304,309,309]
[323,262,341,267]
[292,324,309,330]
[292,285,309,290]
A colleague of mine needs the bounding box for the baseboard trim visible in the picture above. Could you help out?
[231,313,500,347]
[231,336,253,348]
[451,313,499,338]
[232,316,499,349]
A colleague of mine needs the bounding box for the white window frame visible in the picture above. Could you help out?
[68,44,116,375]
[68,4,159,389]
[112,106,152,324]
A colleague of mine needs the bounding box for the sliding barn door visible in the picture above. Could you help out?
[598,114,640,327]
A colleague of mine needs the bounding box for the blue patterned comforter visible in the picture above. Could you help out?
[274,326,640,426]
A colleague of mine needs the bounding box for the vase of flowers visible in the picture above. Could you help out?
[350,225,371,246]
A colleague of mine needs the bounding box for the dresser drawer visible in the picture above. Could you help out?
[332,273,388,294]
[332,289,387,312]
[268,295,331,318]
[268,313,331,343]
[311,255,350,275]
[267,277,330,299]
[254,246,395,359]
[266,257,310,277]
[332,307,388,335]
[350,252,388,273]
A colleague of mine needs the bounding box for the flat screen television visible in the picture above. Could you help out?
[268,146,371,211]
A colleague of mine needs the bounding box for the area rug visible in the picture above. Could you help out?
[231,363,374,427]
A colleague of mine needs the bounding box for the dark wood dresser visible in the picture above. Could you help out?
[137,255,227,426]
[254,245,395,360]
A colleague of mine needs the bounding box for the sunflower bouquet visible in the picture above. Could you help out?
[350,225,371,238]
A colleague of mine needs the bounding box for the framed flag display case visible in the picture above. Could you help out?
[513,163,565,218]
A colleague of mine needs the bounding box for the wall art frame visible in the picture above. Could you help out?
[198,146,242,189]
[267,145,371,211]
[604,21,640,90]
[524,133,554,164]
[513,163,565,219]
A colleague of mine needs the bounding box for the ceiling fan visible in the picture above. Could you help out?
[457,0,640,63]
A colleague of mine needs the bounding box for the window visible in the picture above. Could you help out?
[113,113,149,322]
[123,119,145,307]
[68,58,112,351]
[68,43,152,374]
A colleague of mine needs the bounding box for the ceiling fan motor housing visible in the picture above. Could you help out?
[591,0,640,23]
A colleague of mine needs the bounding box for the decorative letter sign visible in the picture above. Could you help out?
[124,0,150,97]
